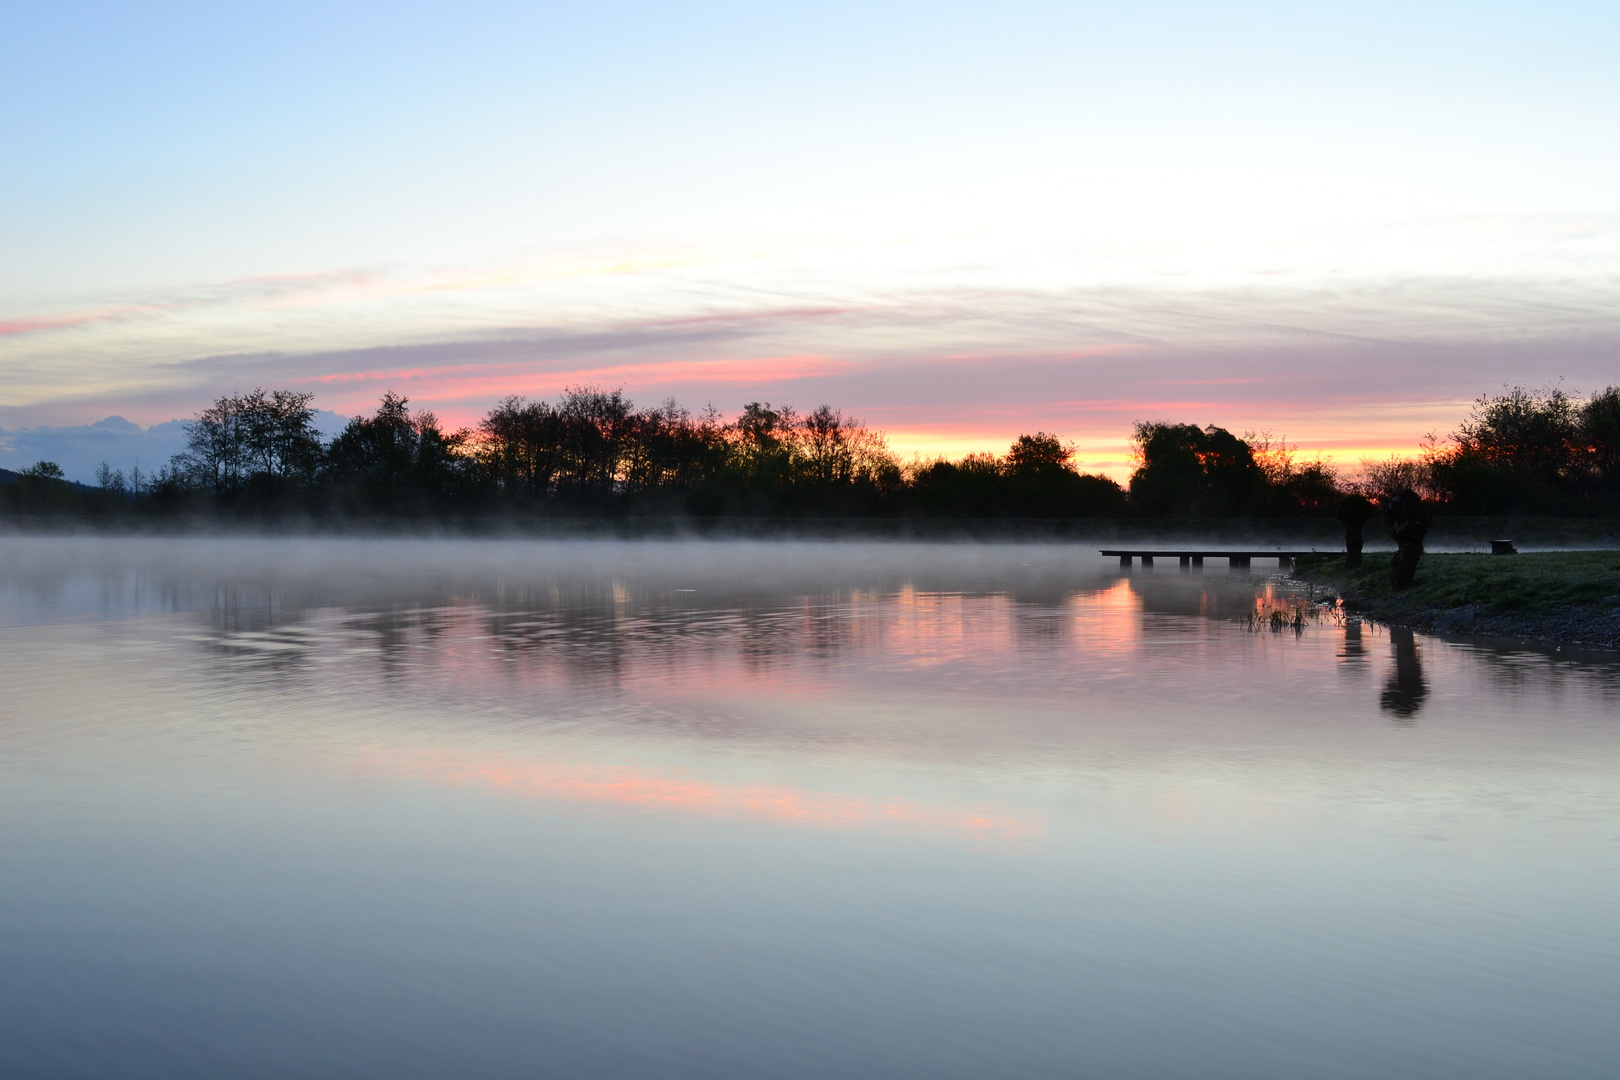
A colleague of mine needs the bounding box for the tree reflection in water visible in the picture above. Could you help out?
[1380,627,1428,719]
[1338,618,1367,676]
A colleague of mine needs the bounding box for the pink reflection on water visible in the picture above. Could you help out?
[365,746,1042,842]
[326,580,1151,719]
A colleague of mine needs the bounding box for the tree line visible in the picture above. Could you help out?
[4,383,1618,520]
[1420,385,1620,514]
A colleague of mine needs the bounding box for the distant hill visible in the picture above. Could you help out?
[0,411,349,485]
[0,467,100,493]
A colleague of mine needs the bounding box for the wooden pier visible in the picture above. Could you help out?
[1099,549,1320,570]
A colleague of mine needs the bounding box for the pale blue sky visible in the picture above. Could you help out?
[3,1,1618,473]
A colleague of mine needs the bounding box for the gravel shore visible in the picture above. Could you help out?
[1295,550,1620,651]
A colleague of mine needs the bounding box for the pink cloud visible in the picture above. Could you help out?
[0,307,147,336]
[309,355,858,423]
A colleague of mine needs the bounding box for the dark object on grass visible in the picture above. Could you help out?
[1335,494,1375,566]
[1491,540,1518,555]
[1383,488,1432,590]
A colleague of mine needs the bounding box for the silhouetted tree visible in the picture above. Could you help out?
[1428,386,1580,513]
[478,395,563,498]
[1579,386,1620,504]
[1128,422,1266,517]
[1,462,79,514]
[1383,489,1432,590]
[49,377,1620,524]
[725,401,797,507]
[1249,431,1340,513]
[1004,433,1123,517]
[95,462,128,495]
[1336,494,1375,566]
[909,453,1006,517]
[554,386,633,498]
[907,435,1122,518]
[175,388,324,498]
[326,392,474,510]
[22,462,65,481]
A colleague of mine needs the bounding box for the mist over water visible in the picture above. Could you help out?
[2,537,1618,1079]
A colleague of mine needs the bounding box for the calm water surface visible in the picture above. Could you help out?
[2,537,1617,1079]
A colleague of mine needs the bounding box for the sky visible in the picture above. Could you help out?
[3,0,1618,481]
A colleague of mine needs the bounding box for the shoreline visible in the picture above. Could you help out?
[1,513,1617,546]
[1294,551,1620,651]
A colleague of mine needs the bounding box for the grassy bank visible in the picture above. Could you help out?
[1295,550,1620,648]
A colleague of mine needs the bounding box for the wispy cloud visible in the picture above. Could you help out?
[0,306,155,337]
[4,242,1618,474]
[308,355,852,397]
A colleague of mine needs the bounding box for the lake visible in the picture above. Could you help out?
[2,536,1617,1079]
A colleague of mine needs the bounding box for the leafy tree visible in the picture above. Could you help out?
[326,392,474,510]
[1005,433,1072,472]
[95,462,128,494]
[2,461,76,514]
[554,386,634,497]
[478,396,563,498]
[20,461,65,481]
[799,405,857,487]
[1578,386,1620,502]
[909,453,1005,517]
[1003,433,1123,517]
[728,401,798,502]
[176,387,323,496]
[908,436,1122,518]
[1128,422,1265,517]
[1247,431,1340,513]
[1428,386,1582,513]
[622,400,727,497]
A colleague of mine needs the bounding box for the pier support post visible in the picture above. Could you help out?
[1192,556,1203,570]
[1178,556,1190,573]
[1278,556,1293,571]
[1119,555,1132,568]
[1229,556,1250,570]
[1141,555,1154,569]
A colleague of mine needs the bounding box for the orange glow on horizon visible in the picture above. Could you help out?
[883,427,1437,483]
[269,344,1469,478]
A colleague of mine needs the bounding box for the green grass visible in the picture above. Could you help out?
[1294,550,1620,617]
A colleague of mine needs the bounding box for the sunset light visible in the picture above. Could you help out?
[5,8,1619,1074]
